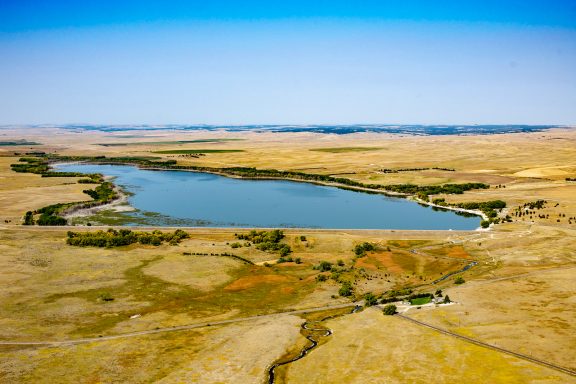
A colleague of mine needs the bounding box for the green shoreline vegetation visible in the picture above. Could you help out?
[11,154,501,226]
[431,198,508,227]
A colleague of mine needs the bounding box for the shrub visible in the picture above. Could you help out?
[383,304,397,315]
[339,282,353,297]
[454,276,465,285]
[98,292,114,302]
[364,292,378,307]
[318,261,333,272]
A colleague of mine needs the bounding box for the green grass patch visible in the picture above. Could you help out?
[99,139,244,146]
[153,149,245,154]
[0,140,41,146]
[310,147,384,153]
[43,255,317,337]
[410,296,432,305]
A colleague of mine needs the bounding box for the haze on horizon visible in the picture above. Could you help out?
[1,1,575,126]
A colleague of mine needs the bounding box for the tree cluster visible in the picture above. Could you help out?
[354,242,376,256]
[66,229,189,247]
[380,167,455,173]
[235,229,291,256]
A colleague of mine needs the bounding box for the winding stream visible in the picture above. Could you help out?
[267,306,362,383]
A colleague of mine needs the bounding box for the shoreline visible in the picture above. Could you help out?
[61,177,132,221]
[52,161,486,230]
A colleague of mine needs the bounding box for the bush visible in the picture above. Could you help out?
[316,274,328,282]
[339,282,353,297]
[454,276,465,285]
[382,304,397,315]
[480,220,490,228]
[364,292,378,307]
[98,292,114,302]
[317,261,333,272]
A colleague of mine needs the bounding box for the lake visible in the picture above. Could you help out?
[55,163,480,230]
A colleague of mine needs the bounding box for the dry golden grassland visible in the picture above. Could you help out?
[284,308,575,384]
[0,127,575,383]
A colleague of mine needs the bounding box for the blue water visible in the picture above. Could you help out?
[55,163,480,230]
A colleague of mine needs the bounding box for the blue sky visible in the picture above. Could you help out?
[1,1,575,125]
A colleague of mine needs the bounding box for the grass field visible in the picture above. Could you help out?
[0,126,575,382]
[152,149,245,154]
[98,138,244,146]
[309,147,384,153]
[410,296,431,305]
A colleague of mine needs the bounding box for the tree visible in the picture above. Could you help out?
[339,282,353,297]
[23,211,35,225]
[435,289,443,297]
[364,292,378,307]
[443,295,451,304]
[354,242,376,256]
[383,304,397,315]
[279,246,291,257]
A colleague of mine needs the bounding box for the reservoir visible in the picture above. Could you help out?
[55,163,480,230]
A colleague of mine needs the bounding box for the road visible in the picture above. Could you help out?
[0,302,358,347]
[394,312,576,378]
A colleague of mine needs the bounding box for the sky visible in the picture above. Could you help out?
[1,0,575,125]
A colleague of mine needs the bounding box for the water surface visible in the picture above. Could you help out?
[56,163,480,230]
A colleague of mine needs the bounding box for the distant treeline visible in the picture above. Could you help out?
[31,154,487,196]
[380,167,455,173]
[66,229,189,247]
[0,140,40,146]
